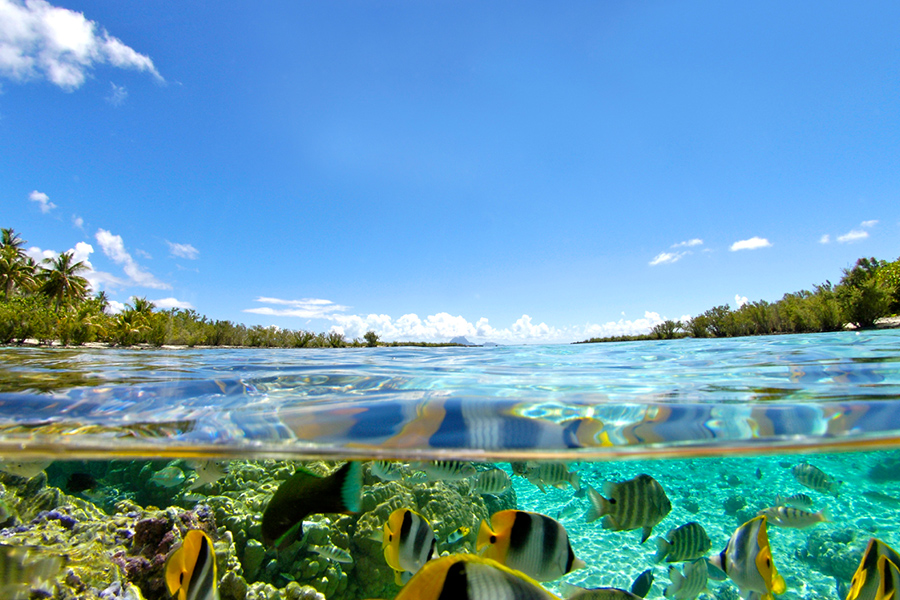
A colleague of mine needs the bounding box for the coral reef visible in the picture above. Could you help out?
[795,527,865,582]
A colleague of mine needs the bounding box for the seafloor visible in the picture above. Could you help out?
[1,450,898,600]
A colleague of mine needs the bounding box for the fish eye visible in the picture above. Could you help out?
[609,499,616,504]
[389,535,393,541]
[490,535,497,544]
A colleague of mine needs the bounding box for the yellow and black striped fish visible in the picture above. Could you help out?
[709,515,785,600]
[586,474,672,543]
[846,538,900,600]
[654,522,711,563]
[383,508,436,586]
[165,530,218,600]
[393,554,560,600]
[476,510,585,582]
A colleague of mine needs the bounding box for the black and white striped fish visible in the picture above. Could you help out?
[165,530,218,600]
[382,508,436,585]
[586,474,672,543]
[474,468,511,495]
[790,462,842,495]
[476,510,585,582]
[654,522,711,563]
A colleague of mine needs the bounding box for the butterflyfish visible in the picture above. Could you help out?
[393,554,560,600]
[586,474,672,543]
[261,461,362,549]
[382,508,436,586]
[846,538,900,600]
[476,509,585,582]
[709,515,785,600]
[164,530,218,600]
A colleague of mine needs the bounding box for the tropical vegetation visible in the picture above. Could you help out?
[578,255,900,343]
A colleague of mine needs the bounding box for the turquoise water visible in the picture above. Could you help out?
[0,330,899,599]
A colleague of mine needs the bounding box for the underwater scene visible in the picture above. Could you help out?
[0,330,899,600]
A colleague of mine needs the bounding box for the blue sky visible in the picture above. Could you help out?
[2,1,898,343]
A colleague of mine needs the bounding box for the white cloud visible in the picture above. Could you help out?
[672,238,703,248]
[734,294,748,308]
[837,229,868,243]
[24,245,56,262]
[72,214,84,229]
[729,236,772,251]
[152,297,194,310]
[28,189,56,213]
[861,220,878,228]
[106,299,125,314]
[95,228,170,289]
[579,311,666,340]
[106,81,126,105]
[819,234,830,244]
[166,240,199,260]
[649,251,685,266]
[0,0,163,90]
[245,297,351,319]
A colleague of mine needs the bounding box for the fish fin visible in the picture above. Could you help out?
[705,555,728,581]
[572,557,586,571]
[654,537,670,563]
[602,481,616,497]
[820,507,832,523]
[772,573,786,594]
[570,471,581,490]
[640,526,653,544]
[585,485,606,523]
[339,462,364,513]
[601,515,617,531]
[393,569,404,586]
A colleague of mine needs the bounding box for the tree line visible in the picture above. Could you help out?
[577,255,900,343]
[0,227,445,348]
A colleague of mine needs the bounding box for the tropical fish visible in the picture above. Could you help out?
[149,464,187,488]
[654,522,711,563]
[419,460,477,481]
[708,515,786,600]
[631,568,654,597]
[791,462,842,495]
[0,461,51,479]
[309,544,353,564]
[476,509,585,582]
[559,582,644,599]
[526,462,581,493]
[474,468,511,495]
[370,460,403,481]
[773,493,813,509]
[382,508,436,585]
[446,526,470,545]
[393,554,559,600]
[0,544,65,600]
[586,474,672,543]
[874,555,900,600]
[862,491,900,507]
[757,506,829,529]
[164,530,218,600]
[556,498,584,522]
[261,462,362,549]
[846,538,900,600]
[664,559,708,600]
[186,460,228,490]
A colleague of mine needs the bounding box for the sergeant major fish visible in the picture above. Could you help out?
[382,508,436,585]
[791,462,842,496]
[525,462,581,493]
[370,460,403,481]
[477,509,585,582]
[165,530,217,600]
[757,506,829,529]
[309,544,352,564]
[654,522,711,563]
[773,493,813,509]
[419,460,477,481]
[586,473,672,543]
[709,515,786,600]
[474,468,511,496]
[664,559,709,600]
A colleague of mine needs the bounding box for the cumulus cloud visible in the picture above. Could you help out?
[578,311,666,340]
[729,236,771,251]
[819,234,830,244]
[734,294,749,308]
[837,229,868,243]
[152,297,194,310]
[28,189,56,213]
[0,0,163,90]
[166,240,199,260]
[95,228,170,289]
[672,238,703,248]
[649,251,685,266]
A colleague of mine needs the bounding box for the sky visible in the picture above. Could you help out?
[1,1,898,344]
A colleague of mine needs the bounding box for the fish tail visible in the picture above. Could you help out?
[570,471,581,491]
[585,485,607,523]
[654,537,670,563]
[338,462,363,512]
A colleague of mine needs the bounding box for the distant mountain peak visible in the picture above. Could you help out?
[449,336,476,346]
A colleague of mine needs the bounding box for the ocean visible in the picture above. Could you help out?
[0,329,898,600]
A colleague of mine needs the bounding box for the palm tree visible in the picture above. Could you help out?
[0,245,37,298]
[39,252,90,311]
[1,228,26,251]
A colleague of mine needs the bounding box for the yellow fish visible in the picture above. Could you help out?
[165,530,218,600]
[477,509,585,582]
[709,515,785,600]
[382,508,435,586]
[846,538,900,600]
